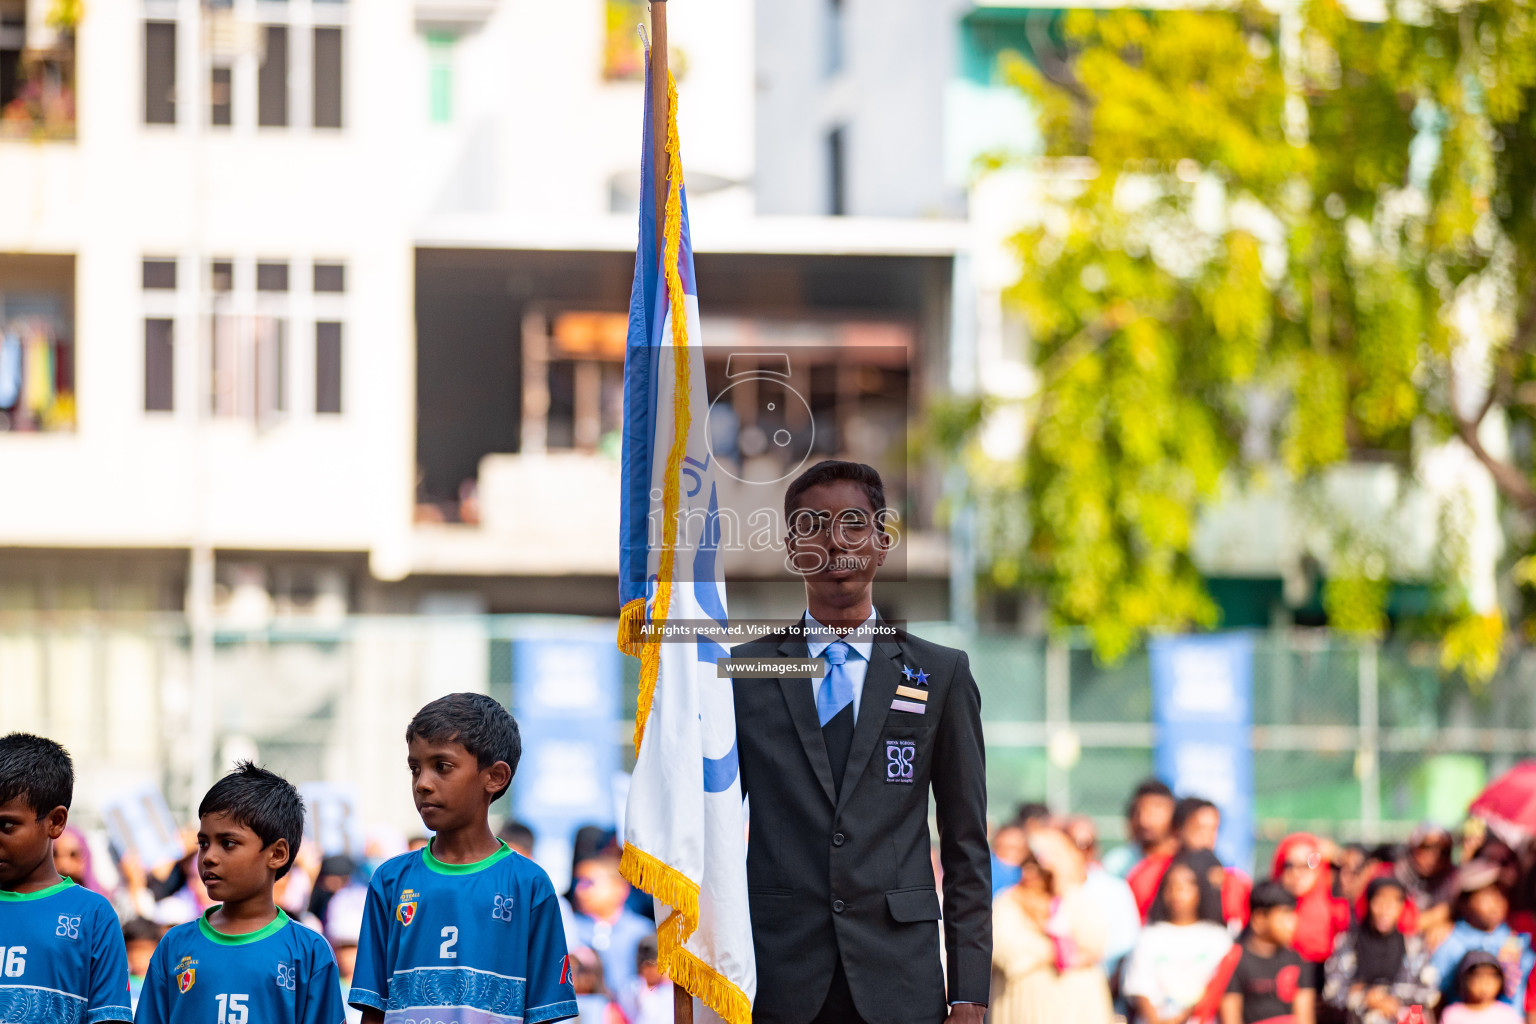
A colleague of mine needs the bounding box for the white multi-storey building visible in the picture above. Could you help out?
[0,0,972,827]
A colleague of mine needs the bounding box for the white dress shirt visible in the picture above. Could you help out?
[804,608,878,724]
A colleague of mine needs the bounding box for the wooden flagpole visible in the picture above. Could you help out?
[651,0,670,257]
[650,9,693,1023]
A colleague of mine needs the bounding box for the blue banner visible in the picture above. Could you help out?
[511,628,623,891]
[1150,633,1255,872]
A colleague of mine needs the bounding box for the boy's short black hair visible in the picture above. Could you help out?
[0,732,74,816]
[1250,880,1298,913]
[1458,950,1504,993]
[198,761,305,880]
[122,918,162,944]
[406,693,521,801]
[1173,796,1218,831]
[498,820,535,851]
[1125,777,1174,816]
[783,460,887,528]
[636,933,659,969]
[1013,802,1051,827]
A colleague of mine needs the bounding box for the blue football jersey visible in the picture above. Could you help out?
[0,878,132,1023]
[134,909,345,1024]
[350,842,577,1024]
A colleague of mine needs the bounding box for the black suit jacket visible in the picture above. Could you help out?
[731,622,991,1024]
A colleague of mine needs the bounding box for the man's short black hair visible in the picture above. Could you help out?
[0,733,74,817]
[1125,777,1174,817]
[783,460,887,528]
[406,693,521,802]
[1173,796,1218,831]
[1249,880,1298,913]
[198,761,305,880]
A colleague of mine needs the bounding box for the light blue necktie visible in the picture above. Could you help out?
[817,641,855,727]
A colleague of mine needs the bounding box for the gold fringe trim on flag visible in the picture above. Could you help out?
[660,919,755,1024]
[630,69,693,756]
[618,596,647,659]
[623,849,753,1024]
[620,842,700,928]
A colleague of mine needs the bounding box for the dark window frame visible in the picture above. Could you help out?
[313,26,344,129]
[257,24,289,127]
[144,318,175,412]
[144,21,177,125]
[142,258,177,291]
[316,321,343,415]
[256,261,290,293]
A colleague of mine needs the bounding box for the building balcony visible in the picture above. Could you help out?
[0,8,76,142]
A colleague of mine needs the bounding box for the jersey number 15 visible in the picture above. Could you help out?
[214,993,249,1024]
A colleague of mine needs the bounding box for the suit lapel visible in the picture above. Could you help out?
[836,628,905,812]
[776,627,838,806]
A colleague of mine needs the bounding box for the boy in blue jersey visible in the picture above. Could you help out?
[136,762,346,1024]
[352,693,578,1024]
[0,732,132,1024]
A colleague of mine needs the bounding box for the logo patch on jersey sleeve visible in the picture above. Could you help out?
[559,954,573,986]
[175,956,197,994]
[396,888,420,926]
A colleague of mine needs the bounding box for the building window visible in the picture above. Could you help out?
[210,66,232,126]
[313,27,343,128]
[142,258,177,290]
[427,34,453,124]
[260,319,287,416]
[313,261,345,293]
[144,21,176,125]
[144,318,174,412]
[826,0,845,78]
[828,126,847,216]
[256,261,289,292]
[316,321,342,414]
[258,25,288,127]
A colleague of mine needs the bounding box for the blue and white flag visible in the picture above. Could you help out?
[616,48,755,1024]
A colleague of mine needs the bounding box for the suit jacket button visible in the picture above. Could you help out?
[832,833,845,846]
[832,899,845,913]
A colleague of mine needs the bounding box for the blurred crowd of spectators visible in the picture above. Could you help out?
[987,780,1534,1024]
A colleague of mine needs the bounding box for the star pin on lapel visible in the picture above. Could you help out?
[892,664,931,714]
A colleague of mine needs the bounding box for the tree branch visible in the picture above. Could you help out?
[1448,356,1536,511]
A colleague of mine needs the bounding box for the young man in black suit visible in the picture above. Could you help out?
[731,460,990,1024]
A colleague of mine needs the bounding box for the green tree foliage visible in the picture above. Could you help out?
[960,0,1536,670]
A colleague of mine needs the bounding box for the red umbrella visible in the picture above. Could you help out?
[1469,761,1536,843]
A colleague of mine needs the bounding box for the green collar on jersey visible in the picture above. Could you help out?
[424,838,512,875]
[0,877,74,901]
[198,907,290,946]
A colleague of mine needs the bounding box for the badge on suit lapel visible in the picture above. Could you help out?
[892,664,929,714]
[885,739,917,783]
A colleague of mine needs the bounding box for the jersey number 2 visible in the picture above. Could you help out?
[439,925,459,959]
